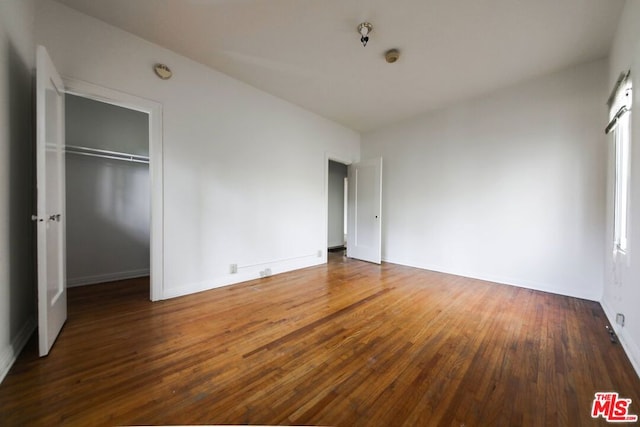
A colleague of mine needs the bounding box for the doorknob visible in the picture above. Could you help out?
[48,214,61,222]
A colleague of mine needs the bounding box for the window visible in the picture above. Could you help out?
[607,72,632,253]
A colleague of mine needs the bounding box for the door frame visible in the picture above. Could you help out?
[63,77,164,301]
[324,153,352,261]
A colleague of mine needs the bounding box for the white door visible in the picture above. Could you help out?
[35,46,67,357]
[347,158,382,264]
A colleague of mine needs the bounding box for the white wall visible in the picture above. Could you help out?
[66,95,150,286]
[328,160,347,248]
[603,0,640,377]
[35,0,360,299]
[362,59,608,301]
[0,0,36,383]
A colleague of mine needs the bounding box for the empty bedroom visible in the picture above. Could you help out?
[1,0,640,425]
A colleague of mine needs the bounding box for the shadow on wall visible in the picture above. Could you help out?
[66,154,150,282]
[7,42,36,344]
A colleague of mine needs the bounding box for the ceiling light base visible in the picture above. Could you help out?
[385,49,400,63]
[154,63,172,80]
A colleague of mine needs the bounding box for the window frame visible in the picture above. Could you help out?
[609,74,632,254]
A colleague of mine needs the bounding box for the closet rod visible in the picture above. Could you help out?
[65,145,149,164]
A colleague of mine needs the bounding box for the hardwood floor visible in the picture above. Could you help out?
[1,252,639,426]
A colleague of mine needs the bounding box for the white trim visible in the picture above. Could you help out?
[601,300,640,379]
[0,318,36,384]
[67,269,151,287]
[62,77,164,301]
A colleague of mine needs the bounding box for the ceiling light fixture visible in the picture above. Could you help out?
[385,49,400,63]
[153,63,172,80]
[357,22,372,47]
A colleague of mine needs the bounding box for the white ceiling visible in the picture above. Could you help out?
[53,0,625,132]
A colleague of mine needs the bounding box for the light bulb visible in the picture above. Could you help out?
[357,22,372,47]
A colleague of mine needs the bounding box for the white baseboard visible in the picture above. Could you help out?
[381,257,601,301]
[601,300,640,379]
[0,317,36,384]
[162,254,323,300]
[67,268,150,287]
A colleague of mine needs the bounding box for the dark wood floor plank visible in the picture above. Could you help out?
[1,253,639,426]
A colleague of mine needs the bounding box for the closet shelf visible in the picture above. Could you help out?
[66,145,149,164]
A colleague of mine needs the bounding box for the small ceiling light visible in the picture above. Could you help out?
[357,22,372,47]
[153,63,172,80]
[385,49,400,63]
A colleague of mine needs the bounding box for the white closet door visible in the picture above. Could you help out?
[35,45,67,357]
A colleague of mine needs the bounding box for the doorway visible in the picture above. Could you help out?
[328,159,348,253]
[63,78,163,301]
[65,94,150,290]
[326,155,383,264]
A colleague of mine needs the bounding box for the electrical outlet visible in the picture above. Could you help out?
[259,268,272,278]
[230,264,237,274]
[616,313,625,327]
[317,250,322,258]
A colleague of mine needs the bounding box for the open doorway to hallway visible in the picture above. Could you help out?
[328,159,348,255]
